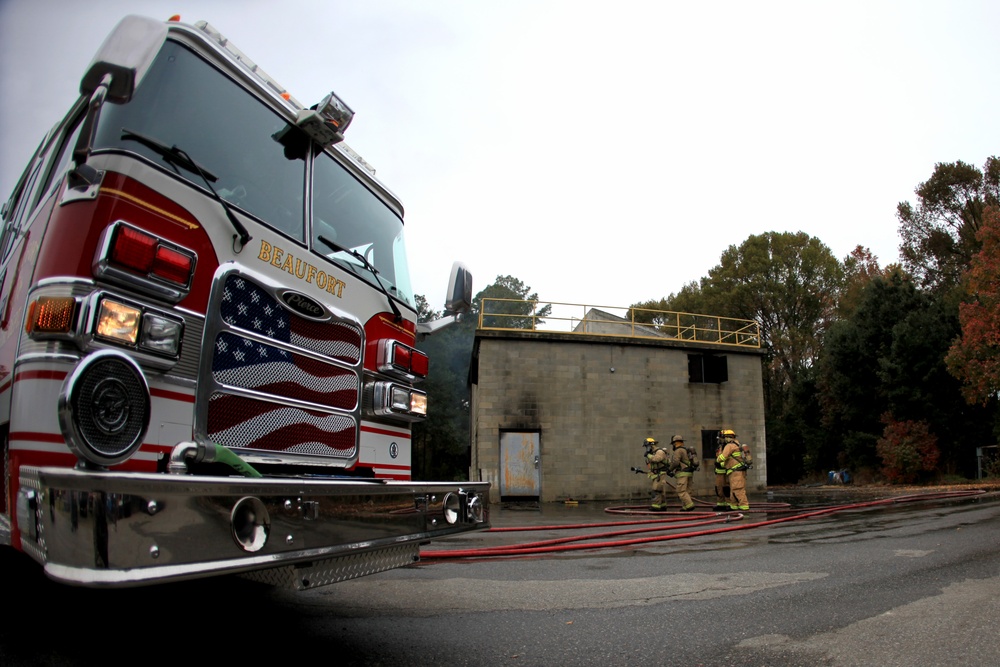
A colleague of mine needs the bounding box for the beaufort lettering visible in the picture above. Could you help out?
[257,240,345,298]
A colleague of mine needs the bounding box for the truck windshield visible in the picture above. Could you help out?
[312,151,414,308]
[91,38,415,309]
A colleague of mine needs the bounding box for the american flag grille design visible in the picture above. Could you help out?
[207,393,356,455]
[220,275,362,364]
[207,273,362,458]
[212,332,358,410]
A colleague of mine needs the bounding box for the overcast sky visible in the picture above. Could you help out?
[2,0,998,313]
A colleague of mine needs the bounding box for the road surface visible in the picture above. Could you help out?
[2,488,997,666]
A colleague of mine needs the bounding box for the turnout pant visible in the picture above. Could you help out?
[715,472,729,506]
[651,473,669,507]
[675,474,694,509]
[727,470,749,509]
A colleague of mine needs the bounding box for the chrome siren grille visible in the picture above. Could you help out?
[199,271,363,462]
[69,354,150,458]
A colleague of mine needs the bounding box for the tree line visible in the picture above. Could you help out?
[414,157,1000,485]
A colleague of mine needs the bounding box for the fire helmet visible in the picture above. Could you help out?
[670,435,684,444]
[721,429,737,440]
[644,437,658,446]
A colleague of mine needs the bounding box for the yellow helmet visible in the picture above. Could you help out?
[721,429,736,439]
[644,437,658,446]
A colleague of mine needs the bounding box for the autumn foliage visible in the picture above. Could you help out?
[946,205,1000,405]
[876,414,941,484]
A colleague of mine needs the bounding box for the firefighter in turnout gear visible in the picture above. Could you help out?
[668,435,696,511]
[714,438,730,510]
[716,429,751,510]
[644,437,670,511]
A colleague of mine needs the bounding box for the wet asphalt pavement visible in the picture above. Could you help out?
[3,486,999,666]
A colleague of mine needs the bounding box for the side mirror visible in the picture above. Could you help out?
[416,262,473,336]
[444,262,473,315]
[70,16,166,193]
[80,15,167,104]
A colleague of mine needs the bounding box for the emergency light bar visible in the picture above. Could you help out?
[193,20,306,110]
[192,20,356,149]
[296,91,354,146]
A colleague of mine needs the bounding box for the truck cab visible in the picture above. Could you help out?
[0,15,487,589]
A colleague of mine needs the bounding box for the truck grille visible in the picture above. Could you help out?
[199,271,363,461]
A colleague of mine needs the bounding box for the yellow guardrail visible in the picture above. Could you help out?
[477,299,760,349]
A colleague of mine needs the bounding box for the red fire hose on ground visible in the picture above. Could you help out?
[420,490,988,560]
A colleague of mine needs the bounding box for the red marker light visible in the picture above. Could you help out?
[411,350,429,378]
[393,343,411,372]
[107,224,195,287]
[112,226,157,273]
[153,245,193,285]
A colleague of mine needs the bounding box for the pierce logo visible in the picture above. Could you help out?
[279,290,328,320]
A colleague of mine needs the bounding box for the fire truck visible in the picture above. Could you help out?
[0,15,488,589]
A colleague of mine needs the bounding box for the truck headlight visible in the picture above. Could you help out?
[92,295,184,359]
[140,313,183,356]
[372,382,427,421]
[96,299,141,344]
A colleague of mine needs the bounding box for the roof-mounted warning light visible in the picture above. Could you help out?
[193,20,305,110]
[296,91,354,146]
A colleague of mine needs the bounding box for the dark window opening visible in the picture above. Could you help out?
[701,429,722,460]
[689,353,728,384]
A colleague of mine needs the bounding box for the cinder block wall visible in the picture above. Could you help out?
[470,331,766,505]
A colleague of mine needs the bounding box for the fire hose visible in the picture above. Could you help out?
[420,490,988,560]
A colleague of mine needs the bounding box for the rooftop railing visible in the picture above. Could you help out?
[477,299,760,349]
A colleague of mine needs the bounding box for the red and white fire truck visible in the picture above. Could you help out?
[0,15,488,589]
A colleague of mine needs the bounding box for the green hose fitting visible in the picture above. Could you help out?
[169,440,263,477]
[208,442,263,478]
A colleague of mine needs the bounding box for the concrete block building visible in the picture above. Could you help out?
[469,307,767,505]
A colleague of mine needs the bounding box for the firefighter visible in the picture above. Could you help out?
[714,437,730,510]
[644,437,670,511]
[717,429,750,511]
[668,435,696,511]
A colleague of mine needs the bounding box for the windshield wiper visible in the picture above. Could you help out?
[121,129,250,249]
[121,128,218,181]
[318,234,402,323]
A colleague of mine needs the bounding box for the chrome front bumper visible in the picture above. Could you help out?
[16,466,489,589]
